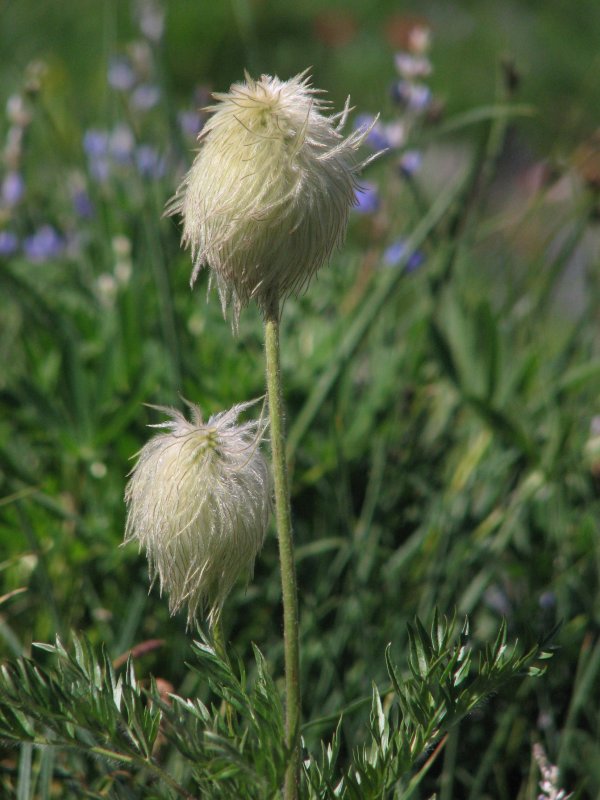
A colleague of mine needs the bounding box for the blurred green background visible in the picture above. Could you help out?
[1,0,600,797]
[2,0,600,148]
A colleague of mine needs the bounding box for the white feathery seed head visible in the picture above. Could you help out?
[124,399,271,627]
[167,70,379,325]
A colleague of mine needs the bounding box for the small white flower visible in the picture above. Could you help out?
[167,70,379,325]
[124,400,271,627]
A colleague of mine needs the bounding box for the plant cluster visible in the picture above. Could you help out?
[1,3,599,798]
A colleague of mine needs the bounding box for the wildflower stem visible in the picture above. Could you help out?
[264,307,301,799]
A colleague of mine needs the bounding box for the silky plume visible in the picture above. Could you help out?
[167,70,379,325]
[124,400,271,627]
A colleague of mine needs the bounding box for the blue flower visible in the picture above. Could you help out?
[394,52,432,79]
[108,56,136,92]
[383,239,425,272]
[72,187,95,219]
[130,84,161,111]
[109,124,135,164]
[1,171,25,206]
[0,230,19,256]
[354,181,379,214]
[538,591,556,610]
[83,129,109,158]
[398,150,422,177]
[178,110,204,139]
[89,158,111,183]
[136,145,166,178]
[137,0,165,42]
[354,113,390,151]
[23,225,64,262]
[391,81,431,112]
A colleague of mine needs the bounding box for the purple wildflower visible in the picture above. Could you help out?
[72,187,95,219]
[1,171,25,206]
[399,150,422,177]
[109,124,135,164]
[354,113,390,151]
[108,56,137,92]
[394,52,432,79]
[484,585,512,617]
[23,225,64,262]
[391,81,432,112]
[383,120,406,148]
[178,110,203,139]
[137,0,165,42]
[89,158,111,183]
[538,591,556,610]
[354,181,379,214]
[0,230,19,256]
[383,238,425,272]
[136,144,166,178]
[83,129,109,158]
[130,84,161,111]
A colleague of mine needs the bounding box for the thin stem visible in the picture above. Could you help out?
[264,307,301,800]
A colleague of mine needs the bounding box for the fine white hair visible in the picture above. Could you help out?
[124,399,271,627]
[167,70,379,326]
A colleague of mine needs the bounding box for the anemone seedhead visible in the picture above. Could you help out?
[167,70,379,326]
[124,399,271,627]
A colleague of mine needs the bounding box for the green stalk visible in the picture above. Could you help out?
[264,307,301,799]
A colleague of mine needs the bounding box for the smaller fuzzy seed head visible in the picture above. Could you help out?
[167,71,377,324]
[124,400,271,627]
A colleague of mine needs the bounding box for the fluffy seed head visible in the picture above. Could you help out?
[124,400,271,627]
[167,70,377,324]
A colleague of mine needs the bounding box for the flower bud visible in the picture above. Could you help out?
[167,70,378,324]
[124,400,271,626]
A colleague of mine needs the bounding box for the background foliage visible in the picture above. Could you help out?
[1,0,599,797]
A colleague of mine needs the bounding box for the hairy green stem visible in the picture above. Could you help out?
[264,309,301,800]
